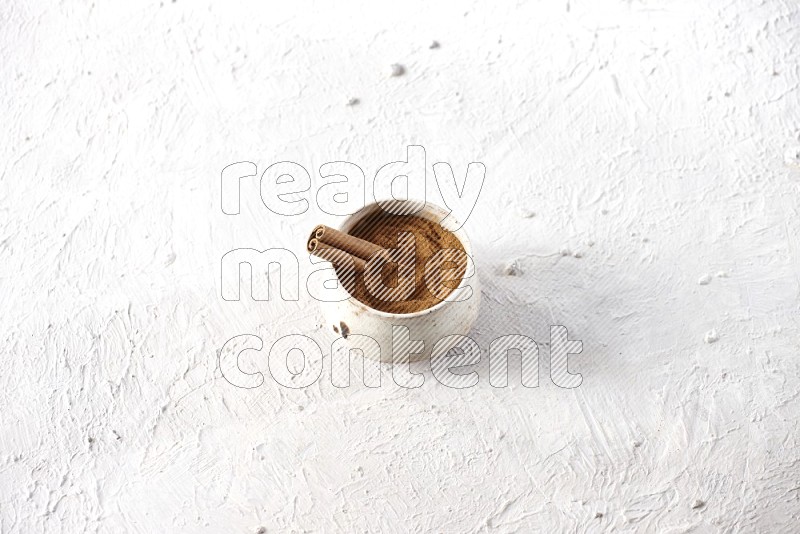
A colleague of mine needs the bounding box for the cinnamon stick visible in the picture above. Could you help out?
[307,237,366,273]
[312,224,385,261]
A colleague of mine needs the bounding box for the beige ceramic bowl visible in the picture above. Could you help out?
[319,200,480,363]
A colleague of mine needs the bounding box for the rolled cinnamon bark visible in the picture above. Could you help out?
[307,238,366,273]
[312,224,385,261]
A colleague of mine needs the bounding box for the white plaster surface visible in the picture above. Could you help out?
[2,0,800,532]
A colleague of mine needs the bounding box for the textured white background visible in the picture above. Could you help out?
[2,0,800,532]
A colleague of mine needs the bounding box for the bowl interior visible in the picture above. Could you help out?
[337,199,475,318]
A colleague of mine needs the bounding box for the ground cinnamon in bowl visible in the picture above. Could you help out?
[345,212,467,314]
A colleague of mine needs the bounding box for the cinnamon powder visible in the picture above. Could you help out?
[341,212,467,314]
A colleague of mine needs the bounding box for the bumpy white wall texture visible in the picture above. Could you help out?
[2,0,800,532]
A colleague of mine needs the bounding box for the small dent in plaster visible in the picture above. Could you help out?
[255,527,267,534]
[388,64,405,77]
[346,97,360,106]
[783,146,800,167]
[632,440,642,448]
[586,240,595,247]
[704,329,720,344]
[429,40,440,49]
[595,512,604,518]
[518,207,536,218]
[691,499,705,509]
[502,259,522,276]
[560,248,571,256]
[573,251,583,258]
[698,274,712,285]
[715,270,729,278]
